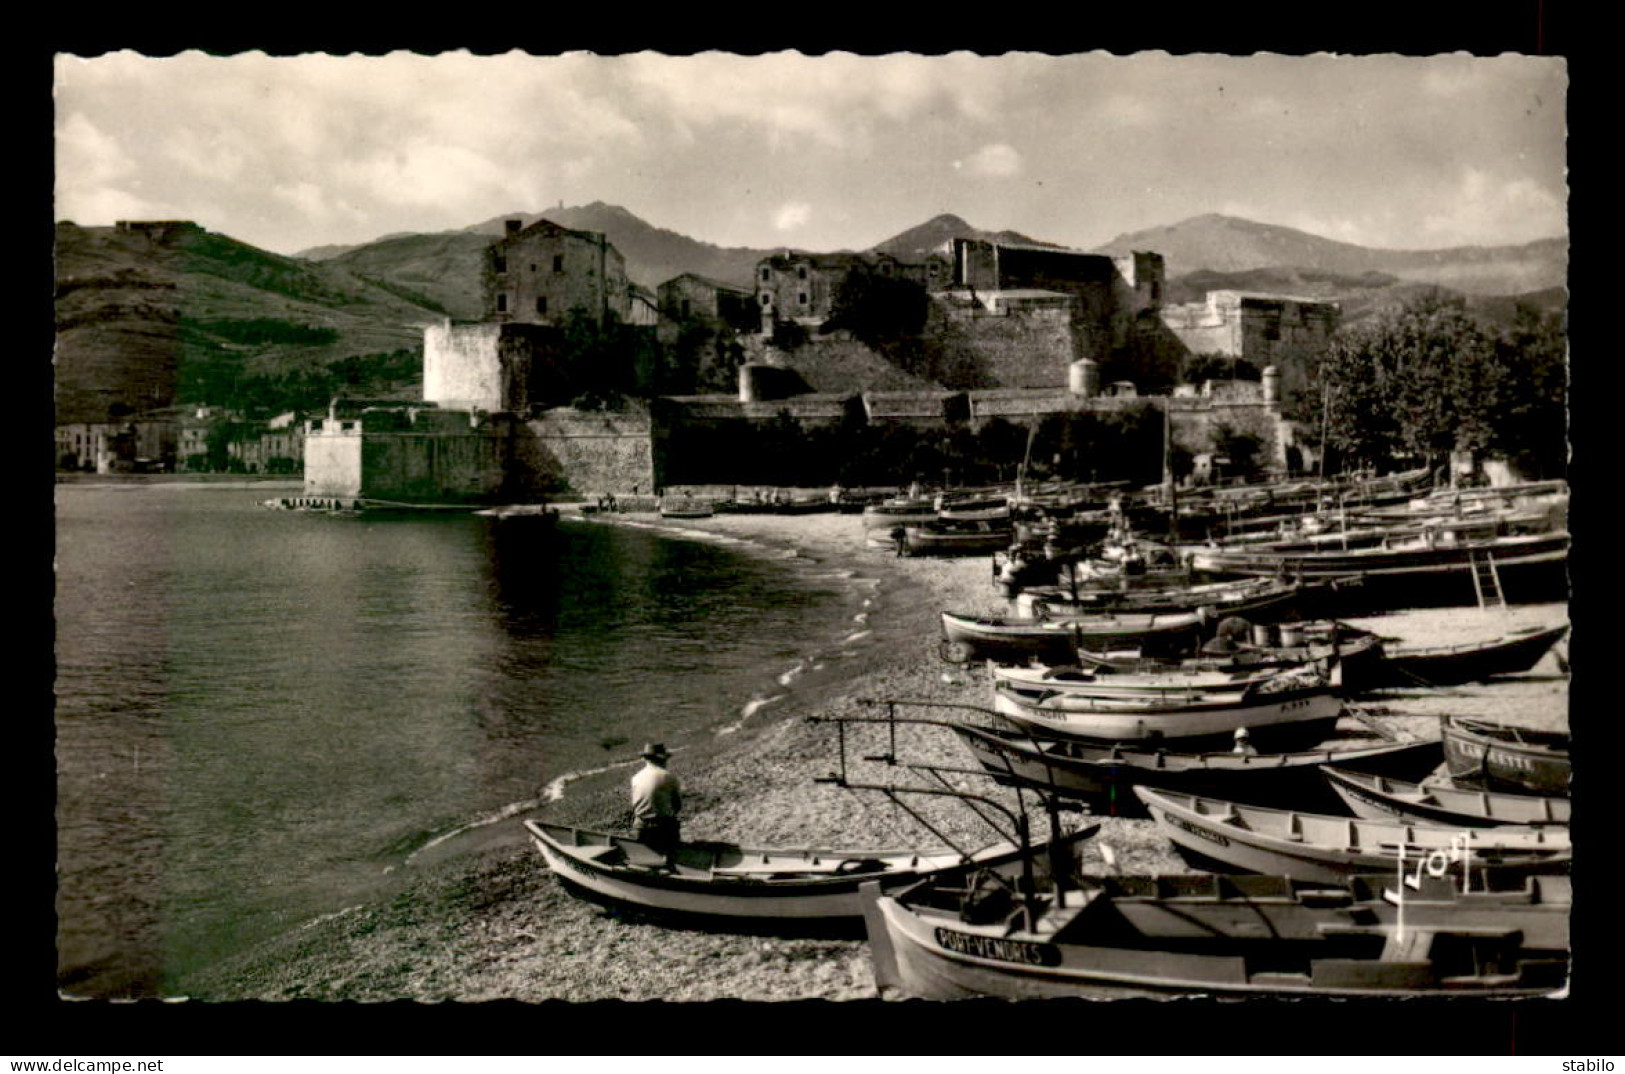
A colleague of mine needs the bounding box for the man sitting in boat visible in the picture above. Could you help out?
[1231,727,1258,755]
[631,743,682,861]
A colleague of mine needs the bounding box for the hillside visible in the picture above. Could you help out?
[869,213,1057,261]
[1094,213,1567,296]
[324,231,492,321]
[54,223,445,424]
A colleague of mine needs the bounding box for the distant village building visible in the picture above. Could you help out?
[484,218,631,327]
[658,274,758,332]
[755,251,872,328]
[55,417,177,473]
[753,249,954,332]
[229,411,306,474]
[627,284,660,327]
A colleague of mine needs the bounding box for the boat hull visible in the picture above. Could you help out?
[955,725,1445,816]
[1135,788,1570,884]
[1322,767,1571,827]
[1190,532,1570,609]
[1441,717,1571,795]
[526,821,1089,923]
[991,681,1343,747]
[941,610,1209,663]
[864,876,1569,1000]
[1369,624,1569,687]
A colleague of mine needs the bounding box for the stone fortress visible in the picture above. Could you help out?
[302,217,1340,505]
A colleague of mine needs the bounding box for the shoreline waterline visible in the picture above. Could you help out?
[174,510,1570,1003]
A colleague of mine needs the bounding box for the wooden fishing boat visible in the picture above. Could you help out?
[991,660,1296,702]
[523,820,1096,924]
[1364,623,1569,687]
[860,498,938,530]
[862,870,1570,999]
[473,503,560,521]
[1440,716,1571,795]
[941,609,1212,664]
[1013,576,1289,617]
[1322,767,1571,828]
[1069,621,1388,693]
[954,723,1445,815]
[903,520,1014,556]
[936,495,1012,523]
[1189,529,1570,581]
[991,667,1343,747]
[1134,788,1570,884]
[658,499,714,519]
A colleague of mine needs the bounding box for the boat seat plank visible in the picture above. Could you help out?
[611,837,674,870]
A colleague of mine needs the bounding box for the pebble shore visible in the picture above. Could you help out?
[182,510,1570,1003]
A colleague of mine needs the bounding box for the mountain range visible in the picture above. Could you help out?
[55,205,1567,424]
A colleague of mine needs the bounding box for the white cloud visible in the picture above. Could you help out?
[963,143,1023,178]
[620,52,1007,151]
[55,111,135,186]
[271,180,332,218]
[1421,167,1567,245]
[773,201,812,231]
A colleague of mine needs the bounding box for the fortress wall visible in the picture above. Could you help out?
[519,409,657,496]
[423,321,504,411]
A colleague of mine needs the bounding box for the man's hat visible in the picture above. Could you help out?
[1233,727,1250,739]
[642,742,671,762]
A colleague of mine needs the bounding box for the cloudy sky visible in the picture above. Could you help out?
[53,51,1568,257]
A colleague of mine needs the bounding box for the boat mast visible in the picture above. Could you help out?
[1164,398,1179,547]
[1017,415,1038,502]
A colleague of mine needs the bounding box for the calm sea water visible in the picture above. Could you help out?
[54,483,857,996]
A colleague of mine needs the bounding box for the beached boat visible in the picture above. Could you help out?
[954,722,1445,815]
[473,503,560,522]
[936,495,1012,523]
[860,498,939,530]
[903,520,1014,557]
[1440,716,1571,795]
[862,870,1570,999]
[1069,620,1388,692]
[523,820,1096,924]
[658,498,715,519]
[1013,575,1291,618]
[1364,623,1569,687]
[991,660,1299,702]
[941,609,1213,664]
[990,666,1343,747]
[1322,767,1571,828]
[1189,528,1570,582]
[1134,788,1571,884]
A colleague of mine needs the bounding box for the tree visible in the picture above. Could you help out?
[1489,303,1568,478]
[824,272,929,342]
[1210,423,1264,476]
[1299,293,1565,478]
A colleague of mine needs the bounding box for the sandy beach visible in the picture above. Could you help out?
[181,509,1570,1003]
